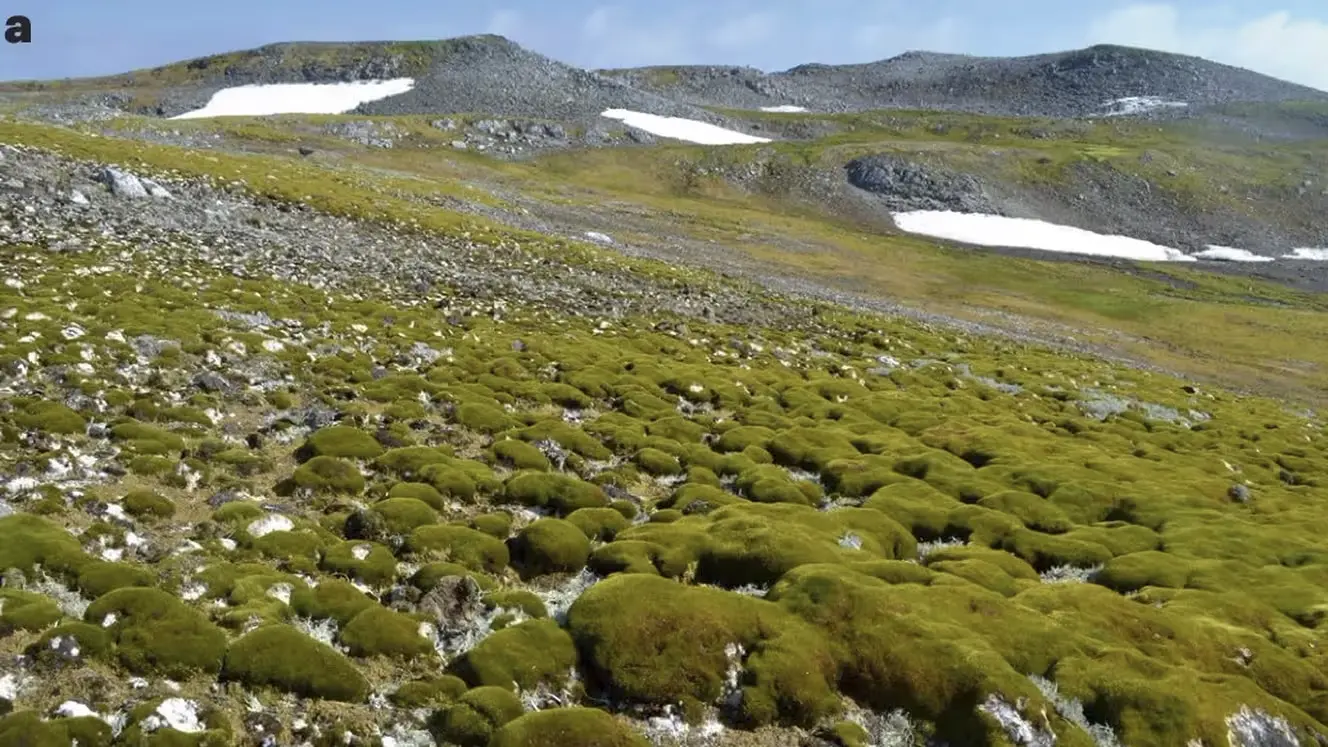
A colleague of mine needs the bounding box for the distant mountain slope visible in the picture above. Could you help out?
[348,35,708,121]
[601,44,1328,117]
[5,37,1325,123]
[0,35,723,123]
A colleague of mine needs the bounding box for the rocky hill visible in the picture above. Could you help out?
[7,37,1326,123]
[1,35,1328,747]
[0,36,725,124]
[602,44,1328,117]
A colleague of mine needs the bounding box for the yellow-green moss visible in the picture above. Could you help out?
[489,708,649,747]
[222,624,369,702]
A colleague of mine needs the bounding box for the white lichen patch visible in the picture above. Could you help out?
[0,672,21,700]
[915,537,967,561]
[535,568,601,625]
[266,582,293,605]
[294,616,342,650]
[1040,564,1103,584]
[247,513,294,538]
[1029,674,1121,746]
[640,704,726,745]
[55,701,99,719]
[977,693,1056,747]
[1226,705,1300,747]
[143,698,205,734]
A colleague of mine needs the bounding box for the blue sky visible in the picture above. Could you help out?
[3,2,1327,90]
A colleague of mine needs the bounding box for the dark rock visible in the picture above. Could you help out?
[343,508,388,542]
[373,428,412,449]
[846,153,996,213]
[207,489,246,507]
[385,584,423,613]
[193,371,233,393]
[244,711,285,747]
[417,575,484,631]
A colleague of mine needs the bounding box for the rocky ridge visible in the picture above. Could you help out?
[8,38,1327,126]
[602,44,1328,118]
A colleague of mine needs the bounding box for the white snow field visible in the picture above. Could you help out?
[600,108,772,145]
[171,79,416,119]
[1281,248,1328,260]
[760,105,808,113]
[1194,246,1275,262]
[891,210,1197,262]
[1101,96,1188,117]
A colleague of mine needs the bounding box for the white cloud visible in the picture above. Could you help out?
[582,7,612,40]
[854,16,966,55]
[568,6,694,69]
[706,12,778,50]
[1086,4,1328,91]
[485,9,523,38]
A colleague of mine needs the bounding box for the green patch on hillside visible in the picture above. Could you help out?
[3,230,1328,744]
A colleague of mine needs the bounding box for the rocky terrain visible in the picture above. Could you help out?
[6,37,1328,127]
[601,44,1328,117]
[1,34,1328,747]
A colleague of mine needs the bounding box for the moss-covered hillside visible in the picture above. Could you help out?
[1,62,1328,743]
[1,160,1328,745]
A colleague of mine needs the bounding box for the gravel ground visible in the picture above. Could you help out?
[0,143,1198,387]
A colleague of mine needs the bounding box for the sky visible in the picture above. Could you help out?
[2,1,1327,91]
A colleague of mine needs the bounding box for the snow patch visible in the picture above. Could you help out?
[892,211,1196,262]
[1281,248,1328,261]
[172,79,416,119]
[600,109,771,145]
[1195,245,1275,263]
[1102,96,1188,116]
[760,105,808,113]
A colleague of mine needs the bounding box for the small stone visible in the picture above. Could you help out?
[193,371,232,393]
